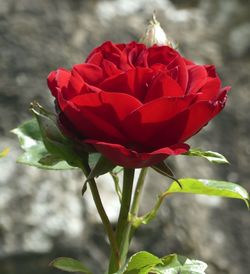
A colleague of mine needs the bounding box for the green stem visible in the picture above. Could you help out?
[108,168,135,273]
[136,191,172,227]
[129,168,148,240]
[81,164,120,271]
[110,172,122,203]
[130,168,148,216]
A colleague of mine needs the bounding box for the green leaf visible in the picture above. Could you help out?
[152,254,207,274]
[184,148,229,164]
[0,147,9,158]
[38,154,63,166]
[85,155,116,183]
[117,252,207,274]
[121,251,162,274]
[12,119,75,170]
[167,178,249,208]
[49,257,92,273]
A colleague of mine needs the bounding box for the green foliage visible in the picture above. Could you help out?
[152,254,207,274]
[184,148,229,164]
[0,147,9,158]
[167,178,249,208]
[116,252,207,274]
[85,155,116,183]
[30,102,87,168]
[121,251,162,274]
[12,103,117,178]
[49,257,92,273]
[12,119,74,170]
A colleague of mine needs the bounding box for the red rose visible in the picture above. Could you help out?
[47,41,230,168]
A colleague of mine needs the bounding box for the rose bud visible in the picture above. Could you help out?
[139,13,176,48]
[48,31,230,168]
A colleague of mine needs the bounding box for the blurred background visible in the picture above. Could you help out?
[0,0,250,273]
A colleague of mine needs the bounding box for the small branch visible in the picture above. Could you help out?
[110,172,122,203]
[131,191,172,227]
[128,168,148,240]
[130,168,148,216]
[115,168,135,269]
[80,164,120,270]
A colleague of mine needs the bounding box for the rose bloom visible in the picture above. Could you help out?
[48,41,230,168]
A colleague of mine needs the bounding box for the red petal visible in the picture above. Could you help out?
[167,55,188,91]
[59,91,142,144]
[179,101,222,142]
[148,46,177,67]
[73,63,104,85]
[71,91,142,120]
[85,140,189,168]
[60,94,126,144]
[196,77,221,102]
[86,41,122,66]
[205,65,217,77]
[148,46,188,91]
[47,68,71,97]
[99,67,155,101]
[144,71,184,102]
[123,95,195,148]
[62,69,86,100]
[86,52,103,66]
[102,59,121,77]
[186,65,208,94]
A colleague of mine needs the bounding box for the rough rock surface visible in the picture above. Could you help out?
[0,0,250,273]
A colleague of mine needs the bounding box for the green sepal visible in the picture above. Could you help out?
[152,161,182,188]
[184,148,229,164]
[30,102,87,168]
[152,161,174,177]
[167,178,249,208]
[85,155,116,183]
[0,147,9,158]
[49,257,92,273]
[88,153,102,169]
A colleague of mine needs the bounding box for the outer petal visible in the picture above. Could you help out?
[61,69,86,100]
[179,100,224,142]
[85,140,189,168]
[47,68,71,97]
[195,77,221,102]
[58,91,142,144]
[122,95,195,148]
